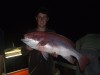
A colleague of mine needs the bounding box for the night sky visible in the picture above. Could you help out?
[1,0,100,48]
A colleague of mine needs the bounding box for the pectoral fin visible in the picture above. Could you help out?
[39,40,48,46]
[36,39,49,60]
[41,52,49,60]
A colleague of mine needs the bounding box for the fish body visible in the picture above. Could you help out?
[21,31,89,72]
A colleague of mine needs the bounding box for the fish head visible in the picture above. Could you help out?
[21,31,46,49]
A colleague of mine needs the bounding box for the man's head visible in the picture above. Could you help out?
[35,7,49,28]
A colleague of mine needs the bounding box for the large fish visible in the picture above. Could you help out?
[21,31,89,72]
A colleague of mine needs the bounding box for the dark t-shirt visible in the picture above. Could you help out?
[21,28,55,75]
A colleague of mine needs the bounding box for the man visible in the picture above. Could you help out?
[0,28,4,75]
[21,7,58,75]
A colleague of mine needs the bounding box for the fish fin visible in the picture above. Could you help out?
[41,52,49,60]
[78,56,90,72]
[36,42,49,60]
[39,40,48,46]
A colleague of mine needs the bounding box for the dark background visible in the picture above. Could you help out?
[0,0,100,48]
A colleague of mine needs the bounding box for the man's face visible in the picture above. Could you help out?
[36,13,49,27]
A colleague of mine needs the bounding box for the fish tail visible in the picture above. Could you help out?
[78,56,89,72]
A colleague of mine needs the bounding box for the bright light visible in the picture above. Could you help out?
[5,47,22,58]
[5,54,22,58]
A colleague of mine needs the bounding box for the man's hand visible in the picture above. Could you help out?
[26,45,33,51]
[51,52,58,58]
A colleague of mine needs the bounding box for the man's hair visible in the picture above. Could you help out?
[35,7,49,17]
